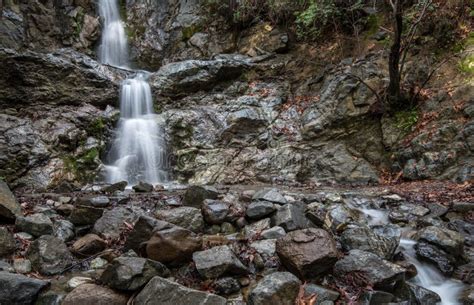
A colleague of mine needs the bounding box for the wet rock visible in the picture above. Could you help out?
[0,227,15,257]
[125,216,172,252]
[93,207,139,239]
[303,284,340,305]
[261,226,286,239]
[15,213,53,237]
[276,228,338,279]
[35,291,64,305]
[53,219,75,242]
[213,277,241,295]
[133,181,154,193]
[415,241,456,275]
[69,205,104,225]
[193,245,247,279]
[306,202,362,232]
[252,188,287,205]
[449,219,474,247]
[102,181,128,193]
[62,283,129,305]
[453,201,474,213]
[145,226,202,265]
[71,234,107,256]
[27,235,73,275]
[246,201,276,219]
[454,262,474,284]
[155,207,204,233]
[250,239,277,258]
[67,276,94,290]
[202,199,230,225]
[100,256,169,291]
[0,271,49,305]
[406,282,441,305]
[182,185,219,208]
[13,258,31,274]
[416,226,464,256]
[340,226,399,259]
[359,290,394,304]
[460,285,474,305]
[334,250,406,289]
[78,195,110,208]
[272,202,314,231]
[134,276,226,305]
[248,272,301,305]
[0,181,21,221]
[388,203,430,223]
[244,218,271,239]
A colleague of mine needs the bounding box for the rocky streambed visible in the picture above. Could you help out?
[0,180,472,305]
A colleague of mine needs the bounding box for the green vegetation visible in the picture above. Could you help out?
[394,109,419,132]
[87,118,105,139]
[62,147,101,183]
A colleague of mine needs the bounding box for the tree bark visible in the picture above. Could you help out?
[387,0,404,109]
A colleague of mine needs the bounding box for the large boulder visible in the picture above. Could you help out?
[124,216,172,252]
[248,272,301,305]
[276,228,338,279]
[145,226,202,265]
[182,185,219,207]
[416,226,464,256]
[334,250,406,289]
[15,213,53,237]
[246,201,276,220]
[193,245,247,279]
[0,181,21,221]
[100,256,170,291]
[155,207,204,233]
[93,207,139,239]
[0,271,49,305]
[134,276,226,305]
[62,283,129,305]
[271,202,314,231]
[27,235,74,275]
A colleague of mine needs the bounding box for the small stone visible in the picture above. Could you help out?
[62,283,129,305]
[248,272,301,305]
[246,201,276,219]
[252,188,287,205]
[13,258,31,274]
[58,196,72,204]
[27,235,74,275]
[202,199,230,225]
[46,199,55,206]
[193,245,247,279]
[100,256,170,291]
[0,227,15,257]
[90,257,108,269]
[133,181,154,193]
[261,226,286,239]
[183,185,219,207]
[15,213,54,237]
[276,228,338,279]
[71,234,107,256]
[213,277,241,295]
[67,276,94,290]
[15,232,33,241]
[134,276,226,305]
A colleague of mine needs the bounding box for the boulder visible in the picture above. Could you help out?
[415,241,456,275]
[0,271,49,305]
[134,276,226,305]
[0,181,21,221]
[340,226,399,259]
[252,188,287,205]
[416,226,464,256]
[388,203,430,223]
[27,235,73,275]
[145,226,202,265]
[155,207,204,233]
[15,213,53,237]
[133,181,154,193]
[93,207,139,239]
[244,218,271,239]
[182,185,219,208]
[53,219,75,242]
[69,204,104,225]
[246,201,276,220]
[248,272,301,305]
[77,195,110,208]
[334,250,406,289]
[71,234,107,256]
[100,256,169,291]
[13,258,32,274]
[213,277,241,296]
[0,227,15,257]
[193,245,247,279]
[303,284,340,305]
[406,282,441,305]
[276,228,338,279]
[202,199,230,225]
[124,216,172,252]
[250,239,277,258]
[102,181,128,193]
[62,283,129,305]
[261,226,286,239]
[271,202,314,231]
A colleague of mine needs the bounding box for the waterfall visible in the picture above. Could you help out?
[98,0,168,185]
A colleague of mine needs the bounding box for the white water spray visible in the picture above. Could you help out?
[98,0,168,185]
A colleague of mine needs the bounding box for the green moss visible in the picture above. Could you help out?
[87,118,105,138]
[394,109,418,132]
[62,147,101,183]
[459,54,474,74]
[182,24,202,41]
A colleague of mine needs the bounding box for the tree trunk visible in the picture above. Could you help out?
[387,0,404,109]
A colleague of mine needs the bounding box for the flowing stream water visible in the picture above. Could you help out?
[98,0,168,185]
[359,207,465,305]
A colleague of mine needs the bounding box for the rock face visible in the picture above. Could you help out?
[276,228,338,279]
[334,250,406,289]
[0,271,49,305]
[134,276,227,305]
[145,226,202,265]
[0,181,21,220]
[248,272,301,305]
[62,283,129,305]
[193,245,247,279]
[27,235,73,275]
[201,199,230,225]
[100,256,170,291]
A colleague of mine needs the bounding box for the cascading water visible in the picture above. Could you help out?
[97,0,168,185]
